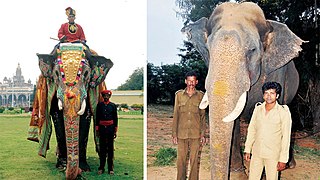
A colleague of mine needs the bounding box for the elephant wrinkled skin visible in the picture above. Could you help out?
[28,43,113,180]
[182,2,306,179]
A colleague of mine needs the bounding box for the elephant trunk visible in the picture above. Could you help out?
[206,31,250,179]
[207,90,247,179]
[60,94,85,179]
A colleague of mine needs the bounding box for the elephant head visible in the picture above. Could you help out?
[38,43,113,179]
[182,2,305,179]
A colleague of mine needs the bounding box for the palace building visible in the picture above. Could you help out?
[0,63,34,107]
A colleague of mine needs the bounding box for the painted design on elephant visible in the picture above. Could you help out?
[212,81,229,96]
[64,112,80,167]
[90,62,107,88]
[212,143,223,153]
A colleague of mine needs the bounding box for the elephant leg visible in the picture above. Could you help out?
[79,107,92,172]
[51,110,67,169]
[287,140,296,169]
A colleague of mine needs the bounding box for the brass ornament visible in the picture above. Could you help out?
[58,44,85,87]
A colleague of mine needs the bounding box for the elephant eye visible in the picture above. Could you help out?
[249,48,256,52]
[246,47,256,57]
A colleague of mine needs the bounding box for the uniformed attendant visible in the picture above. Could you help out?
[172,71,207,180]
[96,90,118,175]
[58,7,86,43]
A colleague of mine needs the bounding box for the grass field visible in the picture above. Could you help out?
[0,114,143,180]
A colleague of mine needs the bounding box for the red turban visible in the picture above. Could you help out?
[101,90,112,96]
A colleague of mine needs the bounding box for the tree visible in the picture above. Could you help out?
[147,63,162,103]
[147,58,206,104]
[251,0,320,132]
[175,0,226,24]
[147,63,185,104]
[178,41,207,93]
[117,67,143,90]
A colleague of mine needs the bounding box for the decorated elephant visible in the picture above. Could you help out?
[182,2,306,179]
[28,43,113,179]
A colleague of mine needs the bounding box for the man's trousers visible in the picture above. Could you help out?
[177,138,201,180]
[249,155,279,180]
[98,125,115,173]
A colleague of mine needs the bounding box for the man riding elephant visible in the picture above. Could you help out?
[54,7,93,58]
[58,7,86,44]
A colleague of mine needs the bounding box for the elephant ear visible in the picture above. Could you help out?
[263,20,306,74]
[37,54,55,78]
[88,56,114,88]
[181,17,210,67]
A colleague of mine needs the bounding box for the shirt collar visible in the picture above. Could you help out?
[262,101,280,111]
[183,88,197,96]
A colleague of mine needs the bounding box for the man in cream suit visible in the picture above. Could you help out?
[244,82,292,180]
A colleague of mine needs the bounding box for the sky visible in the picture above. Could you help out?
[0,0,146,90]
[147,0,186,66]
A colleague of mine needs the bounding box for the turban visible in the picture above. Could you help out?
[65,7,76,16]
[101,90,112,96]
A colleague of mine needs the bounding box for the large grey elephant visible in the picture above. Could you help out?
[28,43,113,179]
[182,2,305,179]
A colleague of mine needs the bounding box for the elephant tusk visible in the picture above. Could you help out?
[77,99,86,115]
[58,99,63,110]
[199,91,209,109]
[222,91,247,122]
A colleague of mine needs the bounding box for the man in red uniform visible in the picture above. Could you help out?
[58,7,86,43]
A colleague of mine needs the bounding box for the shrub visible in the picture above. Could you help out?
[154,147,177,166]
[120,103,129,109]
[2,108,23,114]
[131,104,143,109]
[0,107,5,113]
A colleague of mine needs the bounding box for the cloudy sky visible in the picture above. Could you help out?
[0,0,146,90]
[147,0,186,65]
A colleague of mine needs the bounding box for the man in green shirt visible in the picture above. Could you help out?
[244,82,292,180]
[172,71,206,180]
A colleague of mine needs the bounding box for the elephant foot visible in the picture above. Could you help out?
[230,165,247,180]
[79,161,91,172]
[56,157,67,170]
[287,159,296,169]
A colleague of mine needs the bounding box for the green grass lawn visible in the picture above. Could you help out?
[0,114,143,180]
